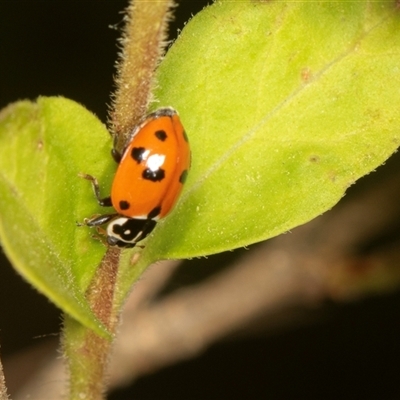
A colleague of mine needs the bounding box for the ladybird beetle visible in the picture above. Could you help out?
[81,107,190,248]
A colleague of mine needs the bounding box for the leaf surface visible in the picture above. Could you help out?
[0,98,112,336]
[145,0,400,260]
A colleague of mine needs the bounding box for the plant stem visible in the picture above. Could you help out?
[111,0,175,156]
[0,357,8,400]
[63,248,120,400]
[63,1,175,398]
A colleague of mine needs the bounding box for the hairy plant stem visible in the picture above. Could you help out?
[63,248,120,399]
[0,357,8,400]
[63,1,175,398]
[110,0,175,156]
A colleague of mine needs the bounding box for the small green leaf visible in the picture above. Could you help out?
[145,0,400,259]
[0,97,112,337]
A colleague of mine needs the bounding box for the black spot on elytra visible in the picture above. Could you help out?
[155,130,167,141]
[179,169,188,184]
[148,206,161,219]
[131,147,146,163]
[142,168,165,182]
[119,200,130,210]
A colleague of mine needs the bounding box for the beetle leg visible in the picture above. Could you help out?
[82,213,118,227]
[79,173,112,207]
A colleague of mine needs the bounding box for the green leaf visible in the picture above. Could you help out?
[144,0,400,260]
[0,97,112,337]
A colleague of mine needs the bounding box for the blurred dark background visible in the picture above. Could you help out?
[1,1,400,399]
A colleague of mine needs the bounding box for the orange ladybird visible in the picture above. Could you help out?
[81,107,190,248]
